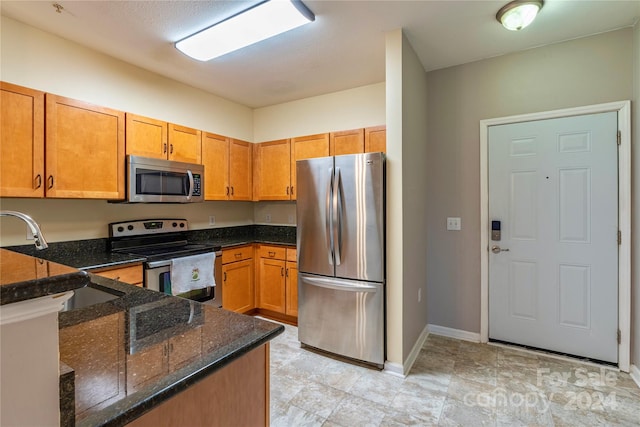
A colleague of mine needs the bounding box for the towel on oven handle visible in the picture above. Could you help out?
[170,252,216,295]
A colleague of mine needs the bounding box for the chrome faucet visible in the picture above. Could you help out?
[0,210,49,250]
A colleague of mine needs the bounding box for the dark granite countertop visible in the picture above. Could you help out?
[6,225,295,272]
[0,249,90,305]
[59,274,284,426]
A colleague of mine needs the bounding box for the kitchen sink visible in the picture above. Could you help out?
[62,285,121,311]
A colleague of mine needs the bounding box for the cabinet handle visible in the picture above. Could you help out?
[114,276,120,281]
[170,342,174,353]
[286,186,289,195]
[47,175,54,189]
[163,344,167,356]
[268,251,276,257]
[285,268,289,278]
[170,144,174,154]
[231,186,234,196]
[163,143,167,154]
[281,267,284,277]
[34,174,42,189]
[223,271,227,282]
[234,253,242,258]
[291,186,294,196]
[226,187,229,196]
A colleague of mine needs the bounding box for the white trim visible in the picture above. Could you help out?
[428,324,481,343]
[383,324,429,377]
[0,291,72,325]
[630,365,640,389]
[479,100,632,372]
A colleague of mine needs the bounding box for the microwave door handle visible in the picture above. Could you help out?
[186,169,194,201]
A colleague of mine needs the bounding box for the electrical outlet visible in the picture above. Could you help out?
[447,217,461,231]
[209,216,216,225]
[288,214,294,224]
[265,214,272,223]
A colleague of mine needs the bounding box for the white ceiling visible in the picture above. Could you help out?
[2,1,639,108]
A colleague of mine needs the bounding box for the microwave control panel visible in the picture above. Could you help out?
[192,174,202,196]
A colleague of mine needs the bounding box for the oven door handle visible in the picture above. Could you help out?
[146,260,172,268]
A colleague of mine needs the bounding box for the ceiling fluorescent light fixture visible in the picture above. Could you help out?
[496,0,543,31]
[176,0,315,61]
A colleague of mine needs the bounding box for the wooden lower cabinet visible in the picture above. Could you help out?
[127,328,202,393]
[256,245,297,322]
[59,312,125,417]
[221,245,254,313]
[91,264,143,286]
[127,344,269,427]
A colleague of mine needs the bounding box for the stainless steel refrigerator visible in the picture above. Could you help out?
[297,152,385,367]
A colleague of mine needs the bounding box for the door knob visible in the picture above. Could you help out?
[491,245,510,254]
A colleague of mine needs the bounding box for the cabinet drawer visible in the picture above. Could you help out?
[94,264,143,285]
[222,245,253,264]
[258,246,286,260]
[286,247,297,262]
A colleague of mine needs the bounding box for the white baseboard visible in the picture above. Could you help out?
[630,364,640,389]
[383,324,429,378]
[427,324,481,343]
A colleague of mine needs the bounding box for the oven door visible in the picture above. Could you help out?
[145,252,222,307]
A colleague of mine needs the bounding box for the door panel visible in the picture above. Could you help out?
[296,156,334,277]
[334,153,385,283]
[488,111,618,363]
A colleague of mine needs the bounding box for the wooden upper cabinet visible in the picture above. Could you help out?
[45,94,125,199]
[365,125,386,153]
[0,82,45,198]
[125,113,168,160]
[290,133,329,200]
[202,132,229,200]
[330,129,364,156]
[168,123,201,164]
[253,139,291,200]
[229,138,252,200]
[202,135,252,201]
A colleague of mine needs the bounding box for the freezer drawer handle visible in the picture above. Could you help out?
[302,276,378,292]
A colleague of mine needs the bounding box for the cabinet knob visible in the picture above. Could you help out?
[34,174,42,189]
[268,251,276,257]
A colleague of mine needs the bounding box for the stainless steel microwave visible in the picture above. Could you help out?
[127,155,204,203]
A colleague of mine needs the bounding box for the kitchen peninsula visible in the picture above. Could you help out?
[0,248,284,426]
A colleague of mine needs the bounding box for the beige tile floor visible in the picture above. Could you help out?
[269,323,640,426]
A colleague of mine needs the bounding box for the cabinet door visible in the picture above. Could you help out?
[45,94,125,199]
[290,133,329,200]
[59,312,125,415]
[286,261,298,317]
[258,257,286,313]
[229,138,252,200]
[127,341,168,393]
[126,114,167,159]
[168,328,202,372]
[365,125,386,153]
[254,139,291,200]
[202,132,229,200]
[222,259,254,313]
[0,82,45,197]
[168,124,201,164]
[330,129,364,156]
[93,264,143,286]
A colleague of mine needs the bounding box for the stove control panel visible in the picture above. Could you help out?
[109,219,188,237]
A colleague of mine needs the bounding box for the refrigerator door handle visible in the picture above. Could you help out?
[301,275,379,292]
[333,167,342,266]
[325,167,334,265]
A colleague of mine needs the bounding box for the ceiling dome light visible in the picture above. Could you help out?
[496,0,543,31]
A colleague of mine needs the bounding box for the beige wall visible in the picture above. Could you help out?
[632,21,640,371]
[425,29,634,335]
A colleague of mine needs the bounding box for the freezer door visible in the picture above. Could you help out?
[296,156,335,277]
[298,273,384,365]
[334,153,385,282]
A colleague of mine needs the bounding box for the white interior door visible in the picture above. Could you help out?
[488,112,618,363]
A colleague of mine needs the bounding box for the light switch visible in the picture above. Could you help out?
[447,217,461,231]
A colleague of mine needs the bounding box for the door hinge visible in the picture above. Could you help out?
[617,130,621,146]
[617,329,621,344]
[618,230,622,245]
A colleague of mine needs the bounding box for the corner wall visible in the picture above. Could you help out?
[632,20,640,375]
[425,28,634,334]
